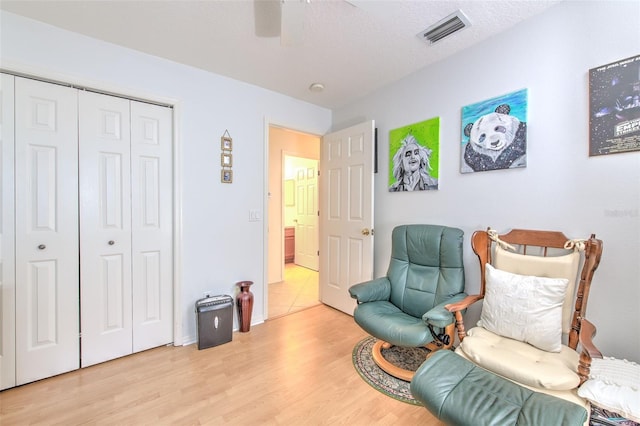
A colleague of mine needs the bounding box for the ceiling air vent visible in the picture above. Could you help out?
[417,10,470,45]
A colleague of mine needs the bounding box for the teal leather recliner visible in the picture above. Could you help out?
[348,224,466,381]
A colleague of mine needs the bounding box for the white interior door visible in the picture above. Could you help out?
[0,73,16,390]
[319,121,375,315]
[14,77,80,384]
[294,158,319,271]
[130,100,173,352]
[79,90,133,367]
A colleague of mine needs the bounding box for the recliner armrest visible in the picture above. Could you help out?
[348,277,391,303]
[423,293,468,328]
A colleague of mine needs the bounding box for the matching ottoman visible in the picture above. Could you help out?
[410,350,588,426]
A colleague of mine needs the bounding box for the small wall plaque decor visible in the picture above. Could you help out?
[221,136,233,151]
[221,169,233,183]
[220,129,233,183]
[221,152,233,167]
[221,129,233,151]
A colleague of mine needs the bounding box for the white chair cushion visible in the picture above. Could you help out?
[459,326,581,390]
[479,264,568,352]
[577,357,640,422]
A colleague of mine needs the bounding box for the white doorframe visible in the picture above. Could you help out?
[0,63,184,347]
[262,117,322,319]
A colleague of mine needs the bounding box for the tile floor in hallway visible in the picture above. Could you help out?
[268,263,320,318]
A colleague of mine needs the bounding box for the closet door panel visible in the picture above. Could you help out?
[1,73,16,390]
[14,77,79,385]
[79,91,132,367]
[131,101,173,352]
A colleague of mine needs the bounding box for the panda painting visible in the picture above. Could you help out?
[461,90,528,173]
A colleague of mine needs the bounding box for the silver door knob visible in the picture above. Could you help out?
[108,240,115,245]
[38,244,46,250]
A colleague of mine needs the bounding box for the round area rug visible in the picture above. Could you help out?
[352,336,429,405]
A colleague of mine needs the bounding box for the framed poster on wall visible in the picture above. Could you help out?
[460,88,528,173]
[589,55,640,156]
[388,117,439,192]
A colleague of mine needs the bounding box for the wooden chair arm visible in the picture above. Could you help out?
[578,318,603,385]
[444,295,484,343]
[444,294,484,313]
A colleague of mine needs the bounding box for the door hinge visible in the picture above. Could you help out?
[317,250,320,256]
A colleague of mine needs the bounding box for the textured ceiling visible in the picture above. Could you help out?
[0,0,561,109]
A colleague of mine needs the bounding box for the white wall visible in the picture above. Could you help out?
[333,1,640,360]
[0,11,332,344]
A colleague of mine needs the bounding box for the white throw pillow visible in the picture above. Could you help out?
[578,357,640,422]
[493,245,580,334]
[479,264,569,352]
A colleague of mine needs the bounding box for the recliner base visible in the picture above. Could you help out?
[371,335,450,382]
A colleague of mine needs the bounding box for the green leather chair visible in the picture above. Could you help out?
[348,224,466,381]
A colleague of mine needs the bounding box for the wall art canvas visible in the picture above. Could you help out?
[389,117,439,192]
[461,88,528,173]
[589,55,640,156]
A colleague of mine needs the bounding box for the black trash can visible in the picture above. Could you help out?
[195,295,233,350]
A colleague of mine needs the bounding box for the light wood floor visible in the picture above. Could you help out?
[0,305,443,425]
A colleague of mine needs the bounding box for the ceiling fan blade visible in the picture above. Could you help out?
[254,0,281,38]
[280,0,305,47]
[343,0,387,19]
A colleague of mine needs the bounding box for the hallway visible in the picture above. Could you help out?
[268,264,320,318]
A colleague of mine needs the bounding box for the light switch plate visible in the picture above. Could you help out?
[249,209,261,221]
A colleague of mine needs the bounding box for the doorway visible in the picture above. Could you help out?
[285,154,319,271]
[268,264,319,318]
[266,126,320,318]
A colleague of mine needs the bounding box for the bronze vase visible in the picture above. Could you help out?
[236,280,254,332]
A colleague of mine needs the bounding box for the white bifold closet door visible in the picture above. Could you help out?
[79,91,133,367]
[79,91,173,367]
[1,73,17,390]
[14,77,80,385]
[129,101,173,353]
[0,76,173,387]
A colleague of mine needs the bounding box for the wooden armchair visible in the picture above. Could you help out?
[445,228,603,409]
